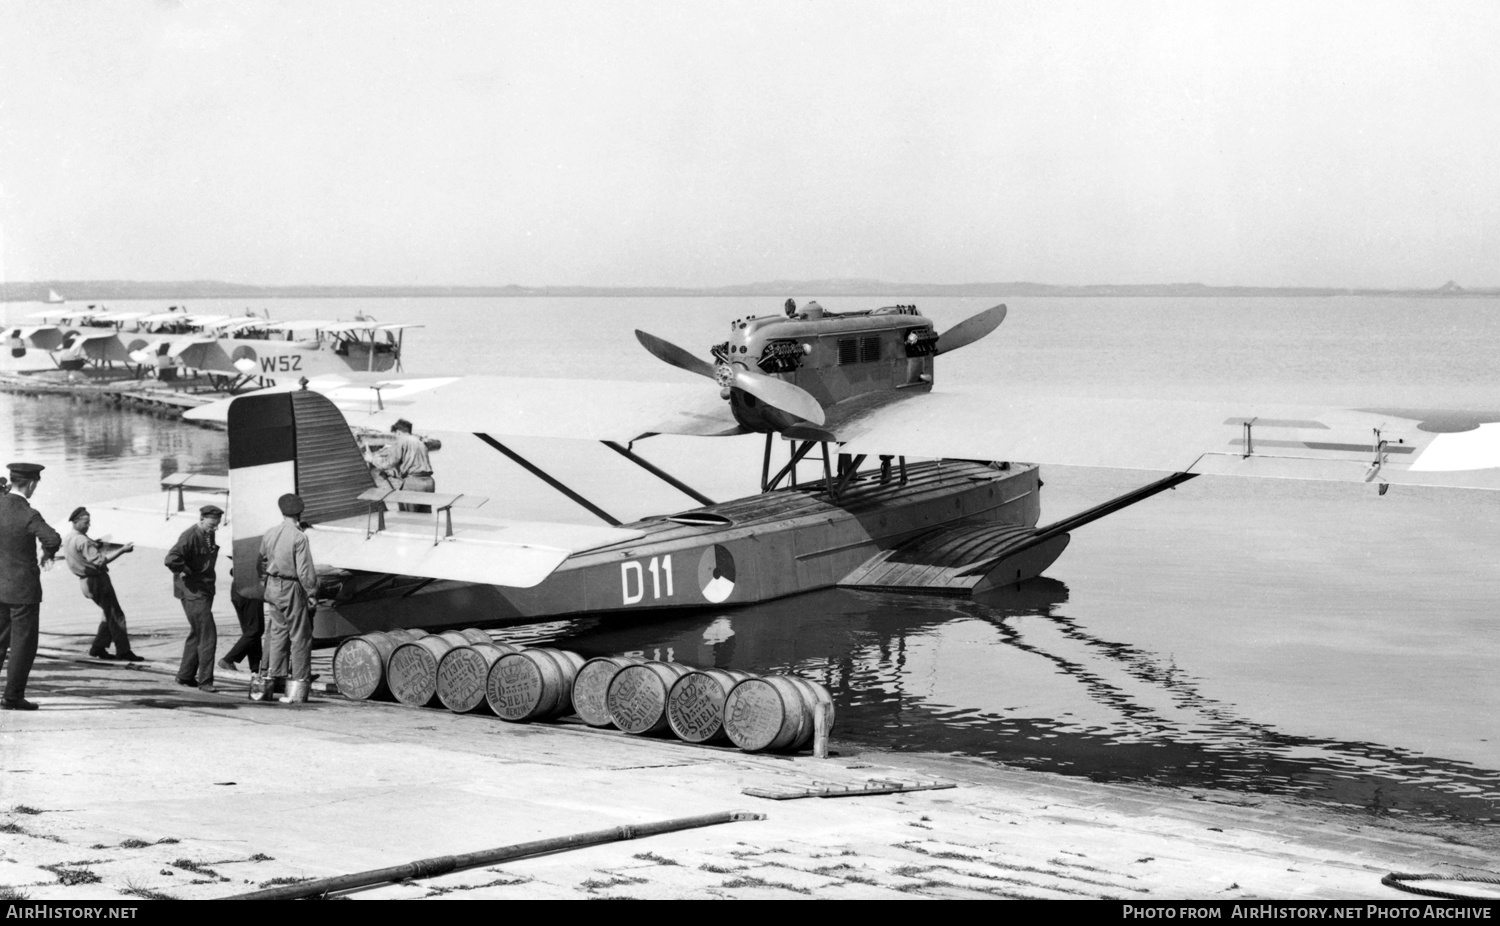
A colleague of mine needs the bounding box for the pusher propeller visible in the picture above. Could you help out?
[935,303,1007,355]
[635,329,826,426]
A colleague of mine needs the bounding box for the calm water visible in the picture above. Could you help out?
[3,295,1497,825]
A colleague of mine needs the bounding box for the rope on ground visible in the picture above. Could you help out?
[1382,871,1500,901]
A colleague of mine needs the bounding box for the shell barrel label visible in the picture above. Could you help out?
[491,657,543,719]
[698,545,736,603]
[334,641,382,700]
[437,649,487,710]
[388,647,437,705]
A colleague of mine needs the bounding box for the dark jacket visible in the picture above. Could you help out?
[0,495,62,605]
[164,524,219,601]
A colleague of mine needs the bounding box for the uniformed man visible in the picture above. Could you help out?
[0,463,62,711]
[376,419,434,513]
[62,507,144,662]
[259,493,318,704]
[164,504,223,693]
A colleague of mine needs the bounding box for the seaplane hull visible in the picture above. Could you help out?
[310,459,1047,639]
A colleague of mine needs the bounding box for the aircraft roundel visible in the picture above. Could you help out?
[698,545,736,603]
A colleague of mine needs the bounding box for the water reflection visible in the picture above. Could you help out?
[497,581,1500,825]
[1,393,228,500]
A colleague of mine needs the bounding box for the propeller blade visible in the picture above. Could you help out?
[635,329,716,379]
[935,303,1007,355]
[732,369,826,426]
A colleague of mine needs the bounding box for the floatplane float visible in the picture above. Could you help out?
[106,301,1500,641]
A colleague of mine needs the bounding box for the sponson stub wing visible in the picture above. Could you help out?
[826,385,1500,491]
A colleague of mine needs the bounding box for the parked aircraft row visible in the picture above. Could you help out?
[3,304,419,388]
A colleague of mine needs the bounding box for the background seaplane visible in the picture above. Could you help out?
[130,299,1500,641]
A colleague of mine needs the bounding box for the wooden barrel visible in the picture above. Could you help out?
[723,674,835,753]
[606,661,694,735]
[332,632,399,701]
[666,668,756,744]
[485,648,582,722]
[455,628,492,645]
[435,643,518,714]
[387,636,457,708]
[571,656,644,727]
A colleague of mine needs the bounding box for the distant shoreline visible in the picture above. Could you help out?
[4,279,1497,302]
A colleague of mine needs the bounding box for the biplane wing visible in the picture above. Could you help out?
[57,329,132,363]
[6,325,65,351]
[812,385,1500,491]
[167,337,234,372]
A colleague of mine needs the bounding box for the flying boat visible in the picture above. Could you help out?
[141,300,1500,641]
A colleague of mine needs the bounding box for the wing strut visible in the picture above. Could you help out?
[474,433,622,526]
[601,441,716,506]
[956,471,1197,577]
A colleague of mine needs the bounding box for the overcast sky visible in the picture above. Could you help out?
[1,0,1496,288]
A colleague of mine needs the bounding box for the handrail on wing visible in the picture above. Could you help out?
[160,472,230,519]
[356,487,489,545]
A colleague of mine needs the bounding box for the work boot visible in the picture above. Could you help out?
[118,653,146,663]
[216,658,235,672]
[278,679,310,704]
[1,698,39,711]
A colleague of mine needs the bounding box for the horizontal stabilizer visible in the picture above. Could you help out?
[838,520,1069,595]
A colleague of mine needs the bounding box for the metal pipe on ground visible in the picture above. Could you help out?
[224,810,767,900]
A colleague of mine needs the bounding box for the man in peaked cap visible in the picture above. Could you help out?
[259,493,318,704]
[164,503,224,693]
[0,463,62,710]
[62,507,143,662]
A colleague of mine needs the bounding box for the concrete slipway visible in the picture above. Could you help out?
[1,603,1497,902]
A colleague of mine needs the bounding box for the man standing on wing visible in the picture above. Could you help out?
[260,493,318,704]
[165,504,223,693]
[376,418,434,513]
[63,507,145,662]
[0,463,62,711]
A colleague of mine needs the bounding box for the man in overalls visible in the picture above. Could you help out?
[260,493,319,704]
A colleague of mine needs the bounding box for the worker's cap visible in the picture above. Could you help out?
[277,493,305,517]
[7,462,43,480]
[68,506,89,522]
[199,504,225,519]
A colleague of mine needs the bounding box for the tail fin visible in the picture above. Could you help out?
[228,389,373,598]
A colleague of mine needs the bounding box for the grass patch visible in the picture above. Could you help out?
[257,876,312,889]
[719,874,812,895]
[0,821,26,835]
[698,862,743,874]
[12,806,43,815]
[47,867,102,886]
[0,887,30,901]
[632,851,680,866]
[248,853,273,862]
[122,884,177,901]
[579,876,648,891]
[119,838,151,849]
[425,874,530,896]
[155,837,179,845]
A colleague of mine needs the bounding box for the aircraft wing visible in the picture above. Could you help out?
[66,330,132,363]
[823,385,1500,491]
[306,514,644,588]
[168,338,234,372]
[185,375,741,439]
[6,325,65,351]
[348,375,742,440]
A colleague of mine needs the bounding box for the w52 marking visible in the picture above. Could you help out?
[259,354,304,373]
[621,555,673,604]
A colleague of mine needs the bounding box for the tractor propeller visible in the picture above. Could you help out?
[934,303,1007,355]
[636,329,826,426]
